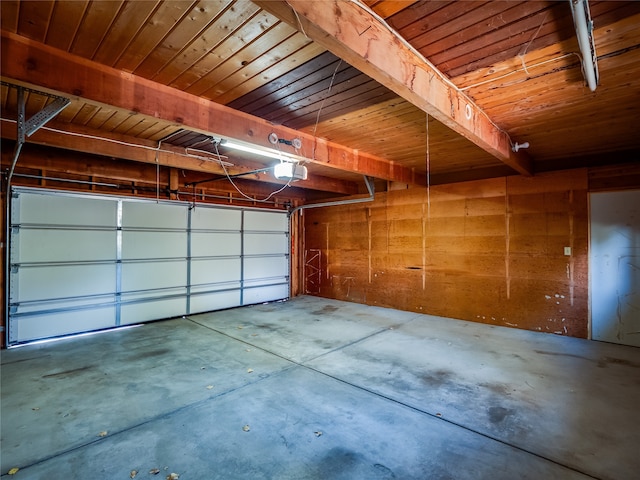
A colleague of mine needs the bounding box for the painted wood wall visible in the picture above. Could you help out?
[303,170,589,338]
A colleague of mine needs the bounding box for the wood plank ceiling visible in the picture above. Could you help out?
[1,0,640,197]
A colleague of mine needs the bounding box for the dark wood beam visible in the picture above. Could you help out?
[254,0,533,176]
[1,31,424,186]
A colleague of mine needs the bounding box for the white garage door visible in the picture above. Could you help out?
[7,188,289,346]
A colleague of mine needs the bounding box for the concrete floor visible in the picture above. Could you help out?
[1,296,639,479]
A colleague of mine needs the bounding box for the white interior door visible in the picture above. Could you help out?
[590,190,640,347]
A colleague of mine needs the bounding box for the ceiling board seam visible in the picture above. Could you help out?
[143,0,237,80]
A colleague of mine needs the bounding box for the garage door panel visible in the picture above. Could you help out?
[190,290,241,314]
[16,264,117,302]
[16,307,116,343]
[122,202,187,229]
[244,233,288,255]
[18,229,116,263]
[244,210,288,231]
[191,207,241,230]
[120,297,187,325]
[243,284,289,305]
[19,193,116,226]
[122,231,187,259]
[244,256,289,280]
[191,258,241,285]
[121,262,187,292]
[191,232,241,257]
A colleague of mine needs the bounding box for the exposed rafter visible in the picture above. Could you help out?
[1,31,425,187]
[0,119,358,195]
[254,0,533,176]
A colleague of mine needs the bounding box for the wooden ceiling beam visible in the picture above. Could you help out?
[1,31,424,187]
[0,118,358,195]
[254,0,533,176]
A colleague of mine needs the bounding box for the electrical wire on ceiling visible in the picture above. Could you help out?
[289,1,309,39]
[213,140,293,204]
[459,53,583,91]
[309,59,343,164]
[518,11,549,75]
[312,60,342,138]
[1,117,293,204]
[0,118,235,167]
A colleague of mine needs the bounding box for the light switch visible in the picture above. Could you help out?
[564,246,571,256]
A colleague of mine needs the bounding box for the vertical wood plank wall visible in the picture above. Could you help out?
[303,170,589,338]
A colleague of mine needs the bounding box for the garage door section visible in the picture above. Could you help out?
[243,210,290,305]
[189,206,242,314]
[8,191,118,343]
[7,189,289,346]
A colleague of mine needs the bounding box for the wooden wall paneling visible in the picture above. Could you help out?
[505,171,588,337]
[589,163,640,191]
[303,170,591,338]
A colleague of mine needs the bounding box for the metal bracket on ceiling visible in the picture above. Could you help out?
[24,95,71,138]
[2,82,71,183]
[2,81,71,142]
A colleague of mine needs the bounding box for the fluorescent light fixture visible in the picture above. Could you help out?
[221,139,307,180]
[570,0,599,91]
[223,141,284,161]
